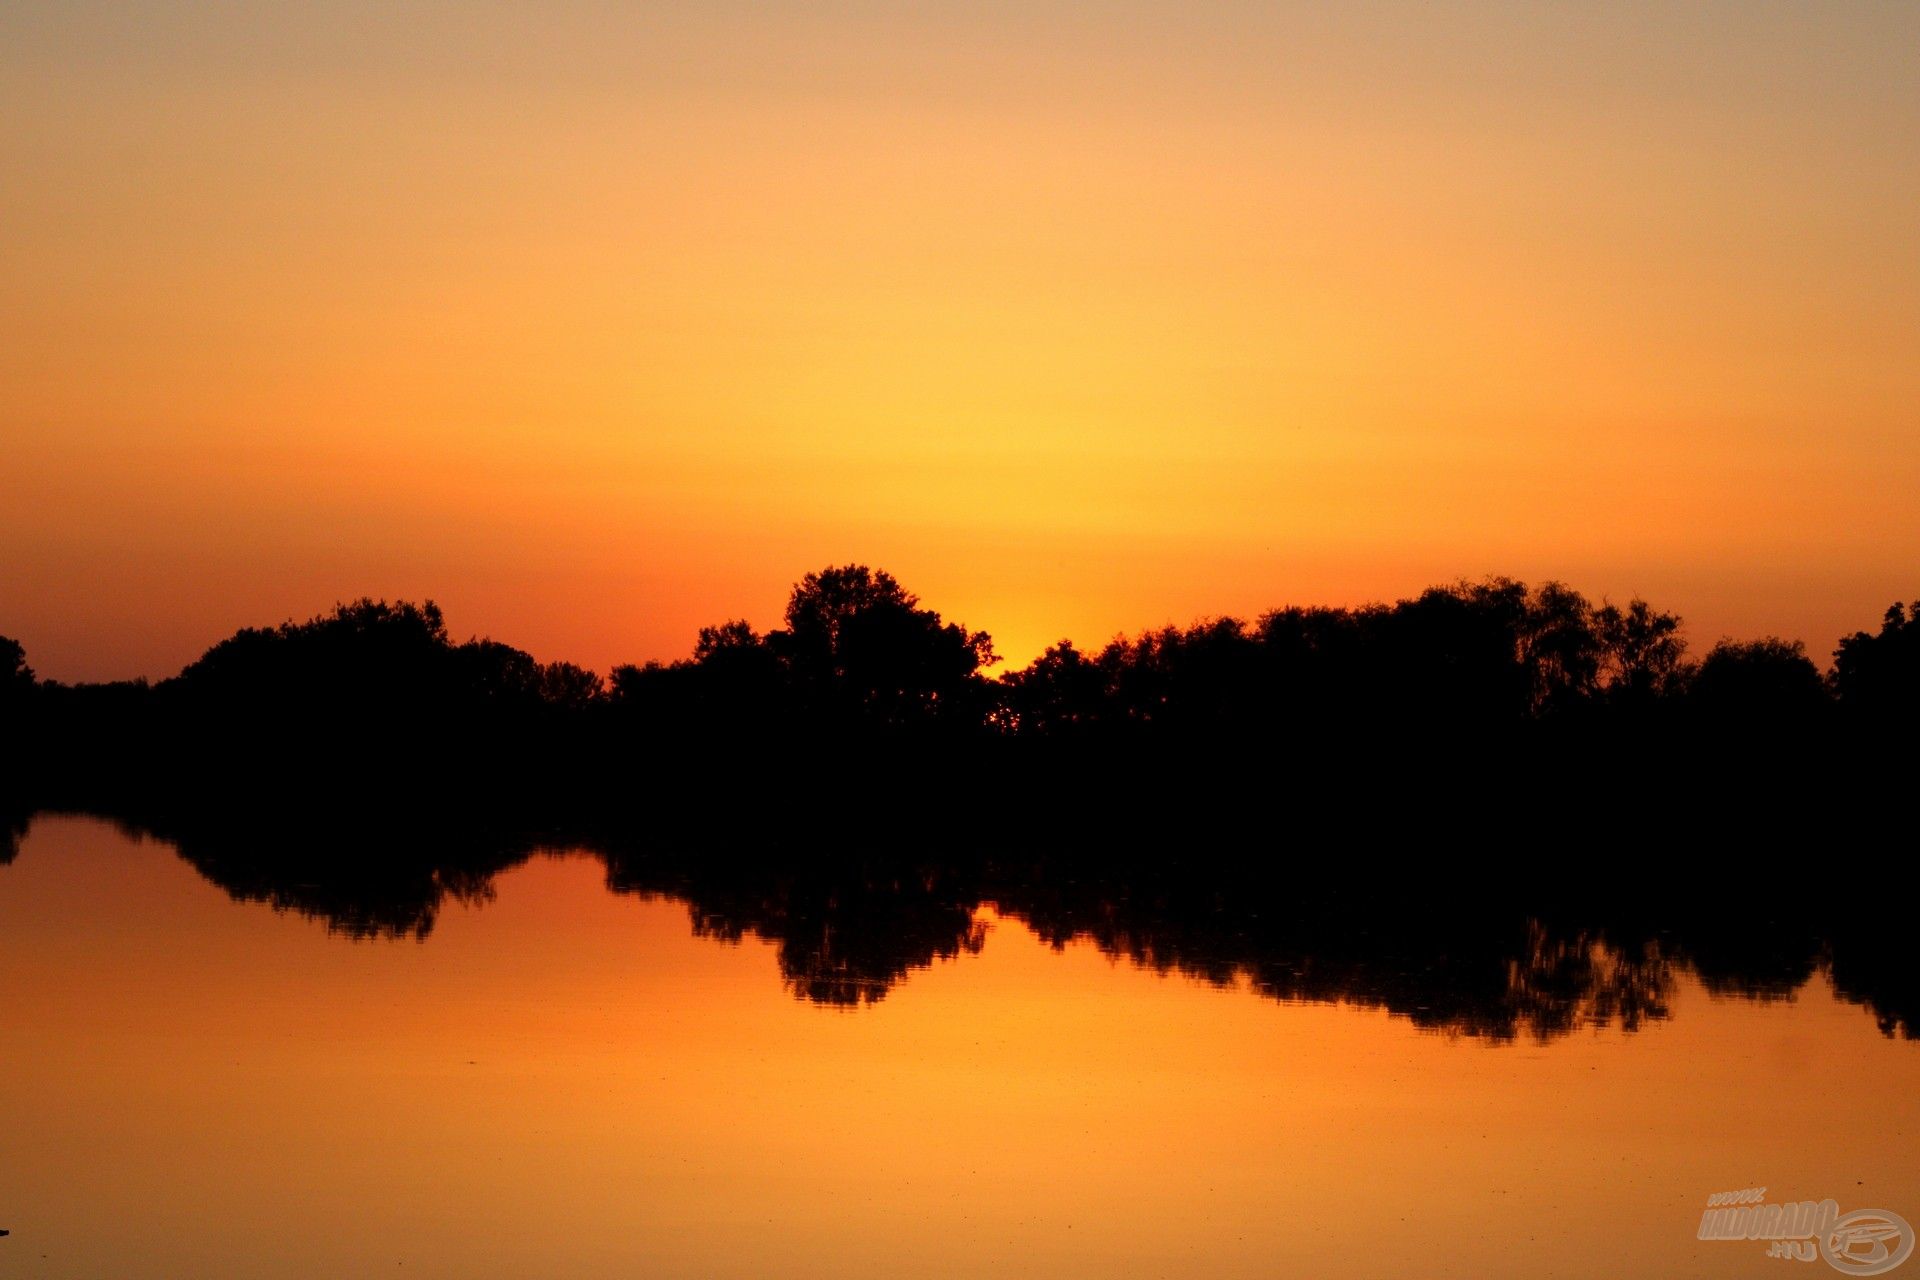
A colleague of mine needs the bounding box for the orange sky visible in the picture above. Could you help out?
[4,2,1917,682]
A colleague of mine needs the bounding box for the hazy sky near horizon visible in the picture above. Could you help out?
[5,1,1917,681]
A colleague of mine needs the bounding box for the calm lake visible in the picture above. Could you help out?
[3,814,1915,1278]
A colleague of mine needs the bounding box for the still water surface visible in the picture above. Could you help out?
[2,816,1916,1278]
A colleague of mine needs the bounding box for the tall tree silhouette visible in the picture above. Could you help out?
[1,635,32,705]
[1595,598,1688,708]
[771,566,997,732]
[1517,581,1604,714]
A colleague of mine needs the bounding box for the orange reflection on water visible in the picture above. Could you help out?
[1,815,1915,1278]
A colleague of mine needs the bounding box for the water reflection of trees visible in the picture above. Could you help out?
[0,809,26,866]
[603,855,989,1006]
[129,810,540,940]
[995,872,1684,1042]
[34,813,1908,1044]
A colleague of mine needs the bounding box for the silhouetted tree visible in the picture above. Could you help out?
[606,659,685,711]
[1,634,35,761]
[533,661,605,711]
[1833,601,1920,723]
[691,620,784,708]
[1253,604,1371,727]
[607,621,785,741]
[456,638,547,706]
[1517,581,1604,714]
[995,640,1109,734]
[1370,583,1532,727]
[174,598,459,723]
[170,600,605,726]
[1089,619,1270,734]
[2,635,33,697]
[769,566,997,733]
[1690,638,1828,728]
[1595,599,1688,708]
[1003,578,1617,741]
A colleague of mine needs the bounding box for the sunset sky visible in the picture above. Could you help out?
[5,1,1917,682]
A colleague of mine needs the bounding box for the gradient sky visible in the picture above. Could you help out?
[4,1,1917,682]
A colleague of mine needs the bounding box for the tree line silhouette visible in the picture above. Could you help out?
[5,565,1916,829]
[7,565,1915,740]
